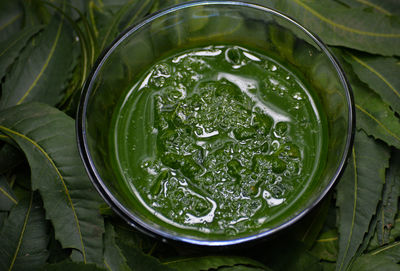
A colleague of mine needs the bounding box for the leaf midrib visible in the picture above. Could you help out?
[0,28,38,58]
[8,193,33,271]
[0,186,18,204]
[356,104,400,143]
[337,147,357,271]
[16,15,64,105]
[292,0,400,38]
[0,124,87,262]
[350,54,400,100]
[0,13,22,32]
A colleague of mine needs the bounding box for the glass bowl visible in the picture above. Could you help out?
[76,0,354,246]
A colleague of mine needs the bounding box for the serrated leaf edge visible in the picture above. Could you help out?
[349,54,400,100]
[0,124,87,262]
[355,104,400,143]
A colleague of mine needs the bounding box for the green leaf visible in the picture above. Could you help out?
[0,191,49,271]
[335,0,400,17]
[320,262,336,271]
[0,25,43,80]
[43,262,107,271]
[367,240,400,262]
[311,229,339,262]
[0,175,17,211]
[0,11,77,109]
[335,130,390,271]
[376,150,400,245]
[0,102,104,264]
[47,229,72,264]
[350,254,400,271]
[0,142,24,175]
[103,222,130,271]
[0,1,24,43]
[117,240,175,271]
[275,0,400,56]
[342,52,400,115]
[340,59,400,149]
[164,256,267,271]
[22,0,52,26]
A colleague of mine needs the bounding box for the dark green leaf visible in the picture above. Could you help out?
[0,102,104,264]
[340,59,400,149]
[0,175,17,211]
[0,25,43,80]
[47,229,72,264]
[117,240,174,271]
[0,142,24,174]
[342,52,400,115]
[275,0,400,56]
[365,240,400,264]
[368,203,400,250]
[335,130,390,271]
[335,0,400,17]
[22,0,52,26]
[350,253,400,271]
[0,191,49,271]
[376,149,400,245]
[311,229,339,262]
[43,262,107,271]
[0,11,77,109]
[320,262,336,271]
[103,222,130,271]
[164,256,267,271]
[0,1,24,43]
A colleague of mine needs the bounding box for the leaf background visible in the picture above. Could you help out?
[0,0,400,270]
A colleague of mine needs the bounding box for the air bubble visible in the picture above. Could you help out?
[225,47,242,65]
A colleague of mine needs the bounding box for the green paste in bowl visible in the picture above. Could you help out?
[110,45,328,238]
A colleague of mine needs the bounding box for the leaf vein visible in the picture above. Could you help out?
[292,0,400,38]
[8,192,33,271]
[338,147,357,271]
[16,15,64,105]
[351,54,400,99]
[0,186,18,204]
[355,104,400,142]
[0,124,87,262]
[0,13,22,32]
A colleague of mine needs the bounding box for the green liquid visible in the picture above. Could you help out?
[110,45,327,238]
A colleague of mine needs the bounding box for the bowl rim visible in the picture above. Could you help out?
[76,0,355,247]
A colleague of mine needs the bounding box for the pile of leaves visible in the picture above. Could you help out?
[0,0,400,270]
